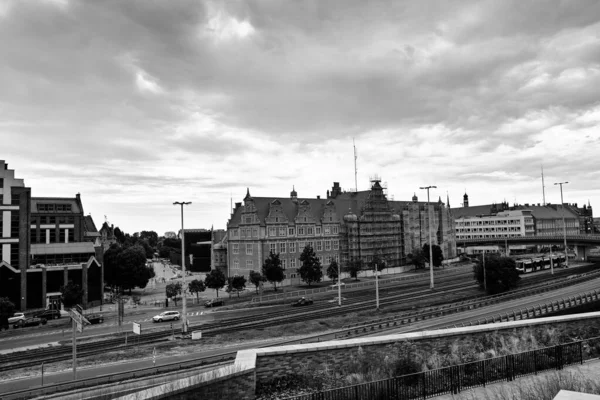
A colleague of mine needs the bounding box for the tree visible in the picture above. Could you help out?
[158,246,171,259]
[166,282,182,306]
[326,260,339,282]
[205,269,227,297]
[298,245,323,286]
[345,259,364,281]
[103,243,122,289]
[262,251,285,291]
[473,254,521,294]
[369,255,386,272]
[422,244,444,267]
[226,276,247,298]
[0,297,15,330]
[188,279,206,301]
[140,230,159,248]
[60,281,84,308]
[113,227,126,244]
[117,245,155,294]
[138,240,154,259]
[249,271,266,294]
[409,248,427,269]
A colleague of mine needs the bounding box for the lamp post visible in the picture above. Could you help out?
[337,260,342,307]
[375,263,380,310]
[174,201,191,333]
[420,185,437,289]
[554,182,569,268]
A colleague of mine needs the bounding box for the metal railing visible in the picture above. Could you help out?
[283,337,598,400]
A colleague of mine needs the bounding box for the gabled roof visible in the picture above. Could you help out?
[228,189,441,227]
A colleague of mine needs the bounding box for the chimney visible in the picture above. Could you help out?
[317,195,320,199]
[235,202,242,208]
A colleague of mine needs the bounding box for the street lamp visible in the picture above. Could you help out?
[554,182,569,268]
[420,185,437,289]
[174,201,192,333]
[375,262,380,310]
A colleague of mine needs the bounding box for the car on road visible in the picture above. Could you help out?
[85,314,104,325]
[34,309,61,320]
[204,298,224,308]
[292,297,314,307]
[152,311,180,323]
[8,313,26,325]
[13,317,47,329]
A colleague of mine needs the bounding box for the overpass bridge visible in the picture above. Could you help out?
[457,235,600,260]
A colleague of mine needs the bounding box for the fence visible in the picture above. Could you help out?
[283,338,600,400]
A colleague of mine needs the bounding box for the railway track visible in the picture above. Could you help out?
[1,265,596,372]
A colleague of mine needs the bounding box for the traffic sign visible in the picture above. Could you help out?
[70,310,84,325]
[76,321,83,333]
[132,322,141,335]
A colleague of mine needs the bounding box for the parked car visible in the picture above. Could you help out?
[8,313,26,325]
[13,317,47,329]
[34,309,61,320]
[204,298,224,308]
[85,314,104,325]
[292,297,314,307]
[152,311,180,323]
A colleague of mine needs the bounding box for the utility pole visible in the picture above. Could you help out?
[482,252,487,292]
[337,260,342,307]
[174,201,192,333]
[420,185,437,289]
[554,182,569,268]
[375,263,380,310]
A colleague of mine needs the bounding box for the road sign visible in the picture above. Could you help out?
[70,310,84,325]
[76,321,83,333]
[132,322,141,335]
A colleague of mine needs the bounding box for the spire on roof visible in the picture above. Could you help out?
[412,193,418,202]
[244,188,252,201]
[438,196,442,204]
[447,191,450,208]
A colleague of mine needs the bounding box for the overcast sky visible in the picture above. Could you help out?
[2,0,599,235]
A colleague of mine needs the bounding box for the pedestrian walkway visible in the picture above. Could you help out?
[433,359,600,399]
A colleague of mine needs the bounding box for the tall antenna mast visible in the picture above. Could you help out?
[541,165,546,206]
[230,192,233,215]
[353,137,358,192]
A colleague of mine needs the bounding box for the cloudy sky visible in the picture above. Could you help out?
[1,0,599,235]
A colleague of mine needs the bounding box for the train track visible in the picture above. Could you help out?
[0,265,596,372]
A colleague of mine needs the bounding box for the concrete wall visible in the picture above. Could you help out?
[253,312,600,383]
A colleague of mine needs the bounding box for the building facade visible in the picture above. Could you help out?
[225,181,457,279]
[0,160,103,311]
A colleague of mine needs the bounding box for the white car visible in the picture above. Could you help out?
[152,311,180,323]
[8,313,26,324]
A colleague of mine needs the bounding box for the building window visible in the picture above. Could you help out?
[290,259,296,269]
[332,225,339,234]
[10,210,19,238]
[289,242,296,253]
[30,228,37,243]
[325,240,332,251]
[233,259,239,269]
[269,227,277,237]
[316,227,322,235]
[11,193,20,206]
[246,243,253,255]
[279,242,286,253]
[282,259,287,269]
[307,241,314,249]
[241,228,246,238]
[279,227,286,236]
[68,229,74,243]
[10,243,19,268]
[288,227,295,236]
[307,226,314,236]
[232,229,238,238]
[270,243,277,254]
[298,241,305,251]
[246,260,253,268]
[298,227,305,236]
[233,243,239,254]
[316,241,323,251]
[252,228,258,237]
[245,217,252,224]
[324,226,331,235]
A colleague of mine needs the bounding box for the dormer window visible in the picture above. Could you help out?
[245,217,252,224]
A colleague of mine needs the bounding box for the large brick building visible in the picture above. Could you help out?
[226,180,457,279]
[0,161,103,311]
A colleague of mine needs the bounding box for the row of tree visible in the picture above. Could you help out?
[165,269,247,304]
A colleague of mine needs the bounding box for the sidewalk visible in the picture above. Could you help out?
[434,359,600,399]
